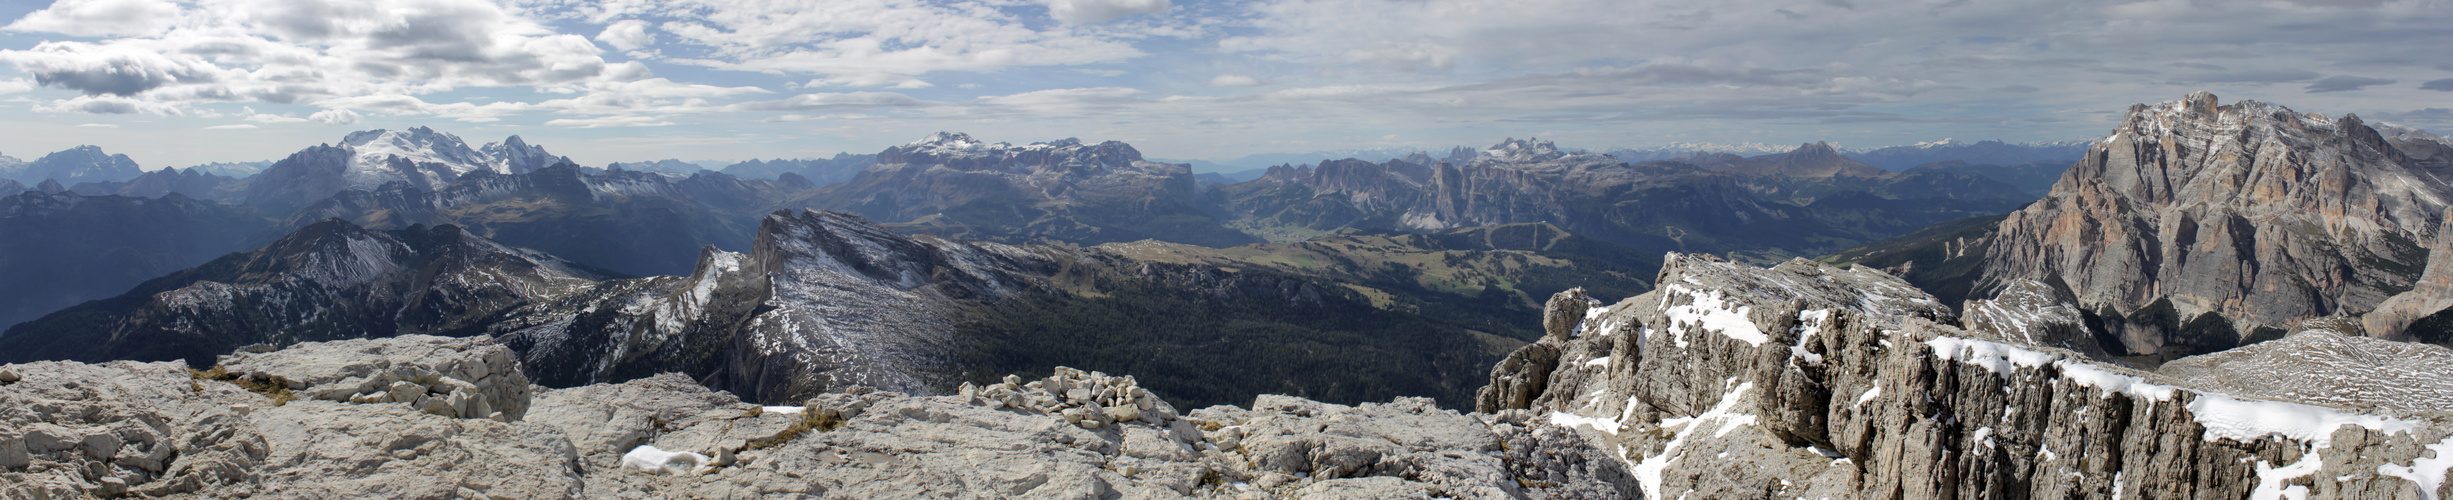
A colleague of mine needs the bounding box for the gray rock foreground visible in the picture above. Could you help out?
[2,335,1634,499]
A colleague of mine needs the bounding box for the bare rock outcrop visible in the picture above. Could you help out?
[9,333,1638,499]
[1484,252,2453,499]
[217,334,535,421]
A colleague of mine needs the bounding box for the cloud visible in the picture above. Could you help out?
[2305,75,2395,93]
[204,123,257,129]
[0,0,631,118]
[0,79,30,94]
[76,123,118,128]
[736,92,929,111]
[1040,0,1171,24]
[2168,69,2320,85]
[32,94,192,115]
[2423,79,2453,92]
[596,20,654,51]
[309,108,362,125]
[3,0,182,37]
[243,107,309,123]
[1207,74,1261,87]
[595,0,1151,88]
[543,115,673,128]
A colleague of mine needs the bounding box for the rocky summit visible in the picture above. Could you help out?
[1,335,1632,499]
[1482,252,2453,499]
[1980,92,2453,358]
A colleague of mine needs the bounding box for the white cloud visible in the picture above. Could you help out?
[0,79,31,94]
[3,0,182,37]
[1206,74,1261,87]
[0,0,641,120]
[1039,0,1171,24]
[596,20,654,51]
[76,123,117,128]
[309,108,361,124]
[555,0,1153,88]
[205,123,256,129]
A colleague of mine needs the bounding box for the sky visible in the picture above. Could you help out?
[0,0,2448,169]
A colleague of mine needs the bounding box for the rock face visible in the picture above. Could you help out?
[1979,92,2453,359]
[790,132,1258,247]
[5,334,1634,499]
[2365,211,2453,345]
[2159,318,2453,414]
[0,219,609,367]
[1482,252,2453,499]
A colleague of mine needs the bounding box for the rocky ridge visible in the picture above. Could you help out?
[1483,252,2453,498]
[3,335,1635,499]
[0,219,611,366]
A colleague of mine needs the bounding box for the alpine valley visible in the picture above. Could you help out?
[3,92,2452,499]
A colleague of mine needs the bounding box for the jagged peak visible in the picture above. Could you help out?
[907,131,981,148]
[1786,141,1841,158]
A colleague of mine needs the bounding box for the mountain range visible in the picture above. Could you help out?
[3,91,2453,498]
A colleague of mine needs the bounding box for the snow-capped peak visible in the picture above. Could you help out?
[1912,138,1961,148]
[341,127,500,176]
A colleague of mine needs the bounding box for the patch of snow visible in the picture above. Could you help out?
[762,406,806,414]
[2188,393,2422,449]
[1852,386,1882,409]
[621,445,712,476]
[1925,336,2054,375]
[2250,451,2321,500]
[1663,285,1767,347]
[1584,356,1611,367]
[2378,433,2453,500]
[1551,411,1624,435]
[1627,380,1759,500]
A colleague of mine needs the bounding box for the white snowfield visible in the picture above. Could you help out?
[621,445,714,476]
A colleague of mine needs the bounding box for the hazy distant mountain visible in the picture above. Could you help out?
[787,132,1257,247]
[184,160,272,177]
[0,190,277,330]
[606,159,708,174]
[1156,146,1432,172]
[68,168,244,202]
[1224,138,2036,262]
[1846,138,2090,171]
[1605,142,1797,162]
[0,145,144,185]
[719,153,877,185]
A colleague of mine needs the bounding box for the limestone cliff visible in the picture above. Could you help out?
[1484,253,2453,499]
[1978,92,2451,358]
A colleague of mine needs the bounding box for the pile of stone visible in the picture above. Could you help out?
[962,366,1181,429]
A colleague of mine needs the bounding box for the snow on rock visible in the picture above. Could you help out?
[2186,393,2421,449]
[620,445,713,476]
[2380,434,2453,500]
[1663,285,1767,347]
